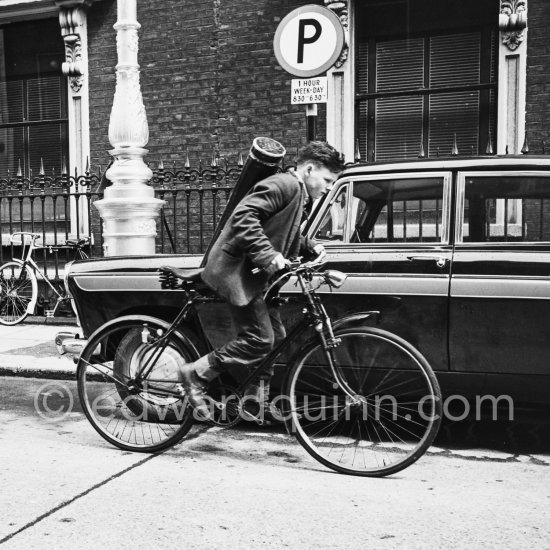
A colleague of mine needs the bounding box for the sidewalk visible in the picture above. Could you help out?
[0,318,79,380]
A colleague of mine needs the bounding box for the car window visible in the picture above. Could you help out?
[349,177,445,243]
[314,185,348,242]
[462,175,550,243]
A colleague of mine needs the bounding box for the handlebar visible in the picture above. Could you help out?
[262,255,329,301]
[9,232,42,245]
[252,253,327,276]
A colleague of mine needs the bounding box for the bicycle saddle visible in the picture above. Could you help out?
[159,265,204,289]
[66,237,90,247]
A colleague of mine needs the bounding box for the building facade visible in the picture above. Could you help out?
[0,0,547,241]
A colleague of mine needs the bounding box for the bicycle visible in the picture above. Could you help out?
[0,231,89,325]
[76,257,442,477]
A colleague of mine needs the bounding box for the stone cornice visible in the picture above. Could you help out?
[0,1,58,22]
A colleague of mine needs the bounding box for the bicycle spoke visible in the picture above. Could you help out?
[288,328,441,476]
[77,320,196,452]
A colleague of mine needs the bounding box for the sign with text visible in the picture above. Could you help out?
[274,5,344,78]
[291,77,328,104]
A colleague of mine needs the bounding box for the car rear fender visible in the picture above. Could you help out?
[86,314,202,363]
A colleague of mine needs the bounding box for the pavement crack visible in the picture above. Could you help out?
[0,453,159,545]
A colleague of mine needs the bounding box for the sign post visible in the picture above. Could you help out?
[273,5,344,142]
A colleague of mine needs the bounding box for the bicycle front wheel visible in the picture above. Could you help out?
[77,316,197,453]
[0,261,37,325]
[286,327,442,477]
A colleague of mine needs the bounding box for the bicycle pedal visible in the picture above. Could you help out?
[240,409,264,425]
[210,399,224,411]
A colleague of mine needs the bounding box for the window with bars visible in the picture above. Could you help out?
[355,1,497,162]
[0,18,68,234]
[0,19,67,177]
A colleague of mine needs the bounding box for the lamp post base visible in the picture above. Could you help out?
[94,146,165,256]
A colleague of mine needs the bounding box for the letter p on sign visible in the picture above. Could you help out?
[274,5,345,78]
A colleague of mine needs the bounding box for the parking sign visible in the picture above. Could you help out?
[274,5,345,78]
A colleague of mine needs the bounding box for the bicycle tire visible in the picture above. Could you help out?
[0,261,37,325]
[77,315,197,453]
[285,326,442,477]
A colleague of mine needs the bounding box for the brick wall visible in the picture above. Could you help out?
[87,0,325,171]
[526,0,550,154]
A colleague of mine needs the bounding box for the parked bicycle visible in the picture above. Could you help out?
[77,257,442,477]
[0,232,89,325]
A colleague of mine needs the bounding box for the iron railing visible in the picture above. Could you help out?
[0,157,247,284]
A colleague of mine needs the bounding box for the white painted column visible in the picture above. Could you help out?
[497,1,528,154]
[94,0,164,256]
[325,0,355,162]
[58,4,91,236]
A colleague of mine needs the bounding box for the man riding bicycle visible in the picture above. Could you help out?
[179,141,345,422]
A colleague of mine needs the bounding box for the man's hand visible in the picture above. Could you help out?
[313,244,327,261]
[265,253,289,276]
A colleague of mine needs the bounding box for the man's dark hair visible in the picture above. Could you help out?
[296,141,345,174]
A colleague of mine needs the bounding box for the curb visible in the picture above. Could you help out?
[0,353,77,380]
[23,316,78,327]
[0,366,76,380]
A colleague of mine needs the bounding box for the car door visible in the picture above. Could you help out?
[283,170,454,374]
[449,170,550,387]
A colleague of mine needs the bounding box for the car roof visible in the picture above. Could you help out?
[341,155,550,177]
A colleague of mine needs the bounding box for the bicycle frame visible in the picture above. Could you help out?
[7,231,87,315]
[136,263,361,403]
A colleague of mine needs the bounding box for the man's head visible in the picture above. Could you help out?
[296,141,345,200]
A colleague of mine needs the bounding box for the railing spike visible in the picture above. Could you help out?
[451,134,459,156]
[85,157,90,173]
[521,135,529,154]
[39,158,45,176]
[211,150,217,167]
[418,140,425,159]
[158,157,164,170]
[506,144,509,155]
[184,151,190,168]
[355,139,361,163]
[62,156,68,175]
[237,151,244,167]
[17,159,22,177]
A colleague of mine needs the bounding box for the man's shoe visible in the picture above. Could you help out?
[179,358,214,422]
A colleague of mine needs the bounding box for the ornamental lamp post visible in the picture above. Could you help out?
[94,0,164,256]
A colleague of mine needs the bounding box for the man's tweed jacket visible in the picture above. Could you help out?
[202,172,317,307]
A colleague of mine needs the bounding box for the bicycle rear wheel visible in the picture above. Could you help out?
[0,261,37,325]
[286,327,442,477]
[77,316,197,453]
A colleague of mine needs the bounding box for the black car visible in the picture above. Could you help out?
[66,156,550,405]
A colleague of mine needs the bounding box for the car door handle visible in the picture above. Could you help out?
[407,255,449,268]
